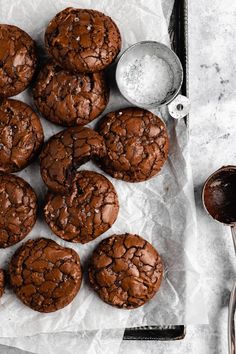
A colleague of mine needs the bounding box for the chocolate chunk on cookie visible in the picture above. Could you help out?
[45,8,121,73]
[44,170,119,244]
[88,233,163,309]
[0,25,37,97]
[98,108,169,182]
[40,126,106,193]
[0,174,37,248]
[9,237,82,312]
[0,269,5,298]
[33,62,109,127]
[0,99,44,173]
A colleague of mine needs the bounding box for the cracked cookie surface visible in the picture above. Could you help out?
[0,269,5,298]
[44,170,119,244]
[9,237,82,312]
[33,62,109,127]
[98,108,169,182]
[0,174,37,248]
[88,233,163,309]
[0,99,44,173]
[0,24,37,97]
[40,126,106,193]
[45,8,121,73]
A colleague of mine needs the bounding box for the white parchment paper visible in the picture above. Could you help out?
[0,0,207,348]
[0,329,125,354]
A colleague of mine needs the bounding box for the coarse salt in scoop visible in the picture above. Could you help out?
[120,54,174,105]
[116,41,183,109]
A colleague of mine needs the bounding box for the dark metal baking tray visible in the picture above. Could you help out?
[123,0,188,341]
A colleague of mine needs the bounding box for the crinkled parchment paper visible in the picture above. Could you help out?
[0,0,207,353]
[0,329,126,354]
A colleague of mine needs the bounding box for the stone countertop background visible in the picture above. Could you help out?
[1,0,236,353]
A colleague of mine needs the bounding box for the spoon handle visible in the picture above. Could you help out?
[228,226,236,354]
[231,226,236,254]
[228,280,236,354]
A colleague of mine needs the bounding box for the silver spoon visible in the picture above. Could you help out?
[202,166,236,354]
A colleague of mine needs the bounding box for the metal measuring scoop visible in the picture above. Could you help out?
[115,41,190,119]
[202,166,236,354]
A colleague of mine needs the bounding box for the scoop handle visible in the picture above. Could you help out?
[167,94,190,119]
[228,226,236,354]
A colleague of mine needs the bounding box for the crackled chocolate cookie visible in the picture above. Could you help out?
[40,126,106,193]
[88,233,163,309]
[45,8,121,73]
[44,171,119,244]
[98,108,169,182]
[0,99,44,173]
[0,174,37,248]
[0,25,37,97]
[33,62,109,127]
[9,238,82,312]
[0,269,5,298]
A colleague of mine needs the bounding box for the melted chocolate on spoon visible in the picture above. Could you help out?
[204,167,236,224]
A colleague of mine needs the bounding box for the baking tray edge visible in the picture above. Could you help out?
[123,0,188,341]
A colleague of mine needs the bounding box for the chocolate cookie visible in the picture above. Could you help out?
[9,238,82,312]
[0,99,44,173]
[0,25,37,97]
[0,174,37,248]
[88,233,163,309]
[33,62,109,127]
[40,126,106,193]
[45,8,121,73]
[98,108,169,182]
[0,269,5,298]
[44,171,119,244]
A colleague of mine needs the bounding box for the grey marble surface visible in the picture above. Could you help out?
[1,0,236,353]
